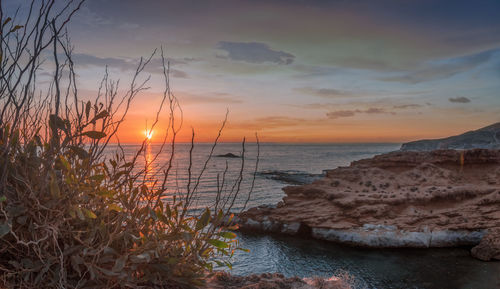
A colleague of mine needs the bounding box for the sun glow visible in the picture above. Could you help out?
[145,129,153,141]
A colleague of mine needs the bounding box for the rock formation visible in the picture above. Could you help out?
[471,228,500,261]
[257,170,324,185]
[401,122,500,151]
[238,149,500,257]
[216,153,241,158]
[205,272,353,289]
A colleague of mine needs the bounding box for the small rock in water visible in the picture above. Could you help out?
[216,153,240,158]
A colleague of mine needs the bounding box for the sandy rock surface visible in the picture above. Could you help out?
[238,149,500,251]
[471,228,500,261]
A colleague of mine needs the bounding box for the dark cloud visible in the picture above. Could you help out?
[393,104,422,109]
[326,107,391,119]
[294,87,353,98]
[216,41,295,65]
[326,110,356,119]
[381,49,497,84]
[72,53,189,78]
[449,97,471,103]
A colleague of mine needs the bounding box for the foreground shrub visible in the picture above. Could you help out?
[0,1,255,288]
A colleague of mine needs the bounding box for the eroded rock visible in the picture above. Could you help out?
[471,228,500,261]
[238,149,500,258]
[204,272,354,289]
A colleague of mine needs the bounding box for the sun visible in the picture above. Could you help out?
[145,129,153,141]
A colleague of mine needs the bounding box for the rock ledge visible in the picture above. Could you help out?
[238,149,500,258]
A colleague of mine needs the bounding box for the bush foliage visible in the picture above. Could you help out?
[0,1,254,288]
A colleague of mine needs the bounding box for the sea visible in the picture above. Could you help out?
[108,143,500,289]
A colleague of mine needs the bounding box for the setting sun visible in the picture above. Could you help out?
[145,129,153,140]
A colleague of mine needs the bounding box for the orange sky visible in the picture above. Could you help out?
[115,106,493,144]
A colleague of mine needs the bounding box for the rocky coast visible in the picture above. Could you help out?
[237,148,500,261]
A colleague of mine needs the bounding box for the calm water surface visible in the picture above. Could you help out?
[110,143,500,289]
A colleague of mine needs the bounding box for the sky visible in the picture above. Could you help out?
[7,0,500,143]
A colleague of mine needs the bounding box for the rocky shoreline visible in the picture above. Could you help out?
[205,272,354,289]
[237,149,500,261]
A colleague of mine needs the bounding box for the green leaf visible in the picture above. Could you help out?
[2,17,12,26]
[76,207,85,221]
[182,232,193,241]
[217,231,236,239]
[108,204,122,212]
[97,266,120,277]
[207,239,229,249]
[82,131,106,140]
[215,260,224,267]
[85,101,91,119]
[0,195,6,203]
[58,155,70,171]
[93,110,109,121]
[68,208,76,218]
[195,208,210,231]
[82,208,97,219]
[149,208,158,220]
[49,114,66,131]
[97,190,114,198]
[112,255,127,272]
[166,204,172,219]
[68,145,89,159]
[10,25,23,33]
[90,174,105,182]
[0,223,10,238]
[49,175,60,197]
[70,255,83,275]
[130,253,151,263]
[236,247,250,253]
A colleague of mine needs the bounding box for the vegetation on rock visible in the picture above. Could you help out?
[0,1,256,288]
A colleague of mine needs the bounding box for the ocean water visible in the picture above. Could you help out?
[111,142,399,211]
[108,143,500,289]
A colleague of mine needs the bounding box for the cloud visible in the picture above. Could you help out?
[393,104,422,109]
[326,107,391,119]
[449,97,471,103]
[291,64,340,78]
[177,92,243,104]
[294,87,353,98]
[326,110,356,118]
[72,53,189,78]
[234,116,316,130]
[381,49,497,84]
[216,41,295,65]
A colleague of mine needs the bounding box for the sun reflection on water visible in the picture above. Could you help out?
[144,142,155,188]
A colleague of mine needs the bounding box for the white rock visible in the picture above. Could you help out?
[311,225,486,248]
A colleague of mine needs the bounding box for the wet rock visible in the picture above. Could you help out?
[257,170,324,185]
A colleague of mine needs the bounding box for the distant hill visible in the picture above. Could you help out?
[401,122,500,151]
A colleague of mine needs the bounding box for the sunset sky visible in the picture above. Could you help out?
[8,0,500,143]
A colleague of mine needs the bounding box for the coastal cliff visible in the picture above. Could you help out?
[401,122,500,151]
[238,149,500,260]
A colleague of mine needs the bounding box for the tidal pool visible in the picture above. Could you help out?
[228,232,500,289]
